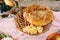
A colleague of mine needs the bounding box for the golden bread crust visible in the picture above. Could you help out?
[23,4,53,26]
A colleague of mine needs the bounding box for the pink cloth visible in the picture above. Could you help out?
[0,11,60,40]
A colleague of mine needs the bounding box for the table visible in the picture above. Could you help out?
[0,11,60,40]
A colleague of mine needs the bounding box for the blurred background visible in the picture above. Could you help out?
[19,0,60,11]
[0,0,60,18]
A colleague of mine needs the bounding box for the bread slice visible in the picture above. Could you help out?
[23,4,53,26]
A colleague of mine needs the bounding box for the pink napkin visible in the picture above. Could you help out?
[0,11,60,40]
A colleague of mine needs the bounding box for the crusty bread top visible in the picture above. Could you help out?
[23,4,50,13]
[23,4,53,26]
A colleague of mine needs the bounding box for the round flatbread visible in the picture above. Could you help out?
[23,4,53,26]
